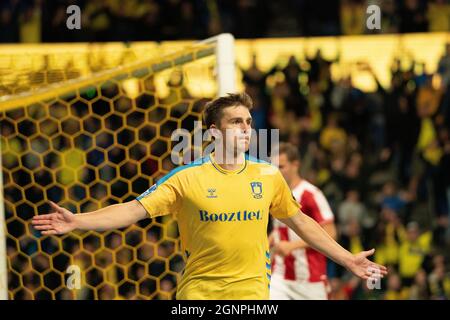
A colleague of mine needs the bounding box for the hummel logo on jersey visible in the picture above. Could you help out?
[206,188,217,198]
[199,210,262,222]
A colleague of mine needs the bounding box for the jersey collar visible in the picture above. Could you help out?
[209,152,247,175]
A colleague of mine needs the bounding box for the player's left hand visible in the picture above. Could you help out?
[345,249,388,280]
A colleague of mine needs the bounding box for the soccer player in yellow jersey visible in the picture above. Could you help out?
[32,92,387,300]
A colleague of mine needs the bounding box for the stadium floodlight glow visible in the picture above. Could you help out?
[121,78,140,99]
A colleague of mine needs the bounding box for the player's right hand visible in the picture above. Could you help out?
[31,201,77,235]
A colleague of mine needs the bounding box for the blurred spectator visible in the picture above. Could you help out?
[337,190,370,234]
[427,0,450,32]
[374,207,405,268]
[19,0,41,43]
[319,113,347,155]
[381,0,400,33]
[328,276,360,300]
[232,0,269,38]
[409,269,431,299]
[398,222,432,286]
[438,43,450,88]
[83,0,113,41]
[0,0,19,43]
[339,218,368,255]
[328,278,348,300]
[428,254,450,299]
[340,0,366,35]
[379,181,408,214]
[302,0,340,36]
[399,0,428,33]
[159,0,194,40]
[384,272,410,299]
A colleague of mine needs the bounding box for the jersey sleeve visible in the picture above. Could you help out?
[305,189,334,224]
[136,173,183,218]
[270,169,301,219]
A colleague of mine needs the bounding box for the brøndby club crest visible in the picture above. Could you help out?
[250,182,263,199]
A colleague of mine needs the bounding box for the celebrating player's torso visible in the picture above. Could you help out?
[137,153,300,299]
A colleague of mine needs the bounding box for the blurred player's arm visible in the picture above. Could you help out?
[273,221,337,257]
[31,200,147,235]
[279,211,387,280]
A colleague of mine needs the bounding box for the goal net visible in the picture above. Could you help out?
[0,34,236,300]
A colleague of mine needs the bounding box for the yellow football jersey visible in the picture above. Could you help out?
[137,153,300,299]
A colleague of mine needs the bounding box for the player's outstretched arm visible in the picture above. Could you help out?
[31,200,147,235]
[279,211,388,280]
[272,222,337,257]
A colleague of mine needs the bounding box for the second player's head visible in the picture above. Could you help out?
[271,142,301,185]
[203,92,253,158]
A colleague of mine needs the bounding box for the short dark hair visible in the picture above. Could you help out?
[274,142,301,163]
[203,92,253,128]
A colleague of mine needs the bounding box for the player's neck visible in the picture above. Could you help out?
[213,148,245,171]
[289,176,302,189]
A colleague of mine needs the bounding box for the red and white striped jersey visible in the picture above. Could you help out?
[271,179,334,282]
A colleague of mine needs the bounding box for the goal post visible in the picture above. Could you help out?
[0,33,236,300]
[0,149,7,300]
[201,33,236,96]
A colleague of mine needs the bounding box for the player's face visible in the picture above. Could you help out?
[272,153,298,184]
[215,105,252,154]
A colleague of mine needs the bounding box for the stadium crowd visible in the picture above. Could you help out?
[1,0,450,43]
[242,43,450,299]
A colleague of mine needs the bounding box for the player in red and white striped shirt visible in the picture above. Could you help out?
[269,142,337,300]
